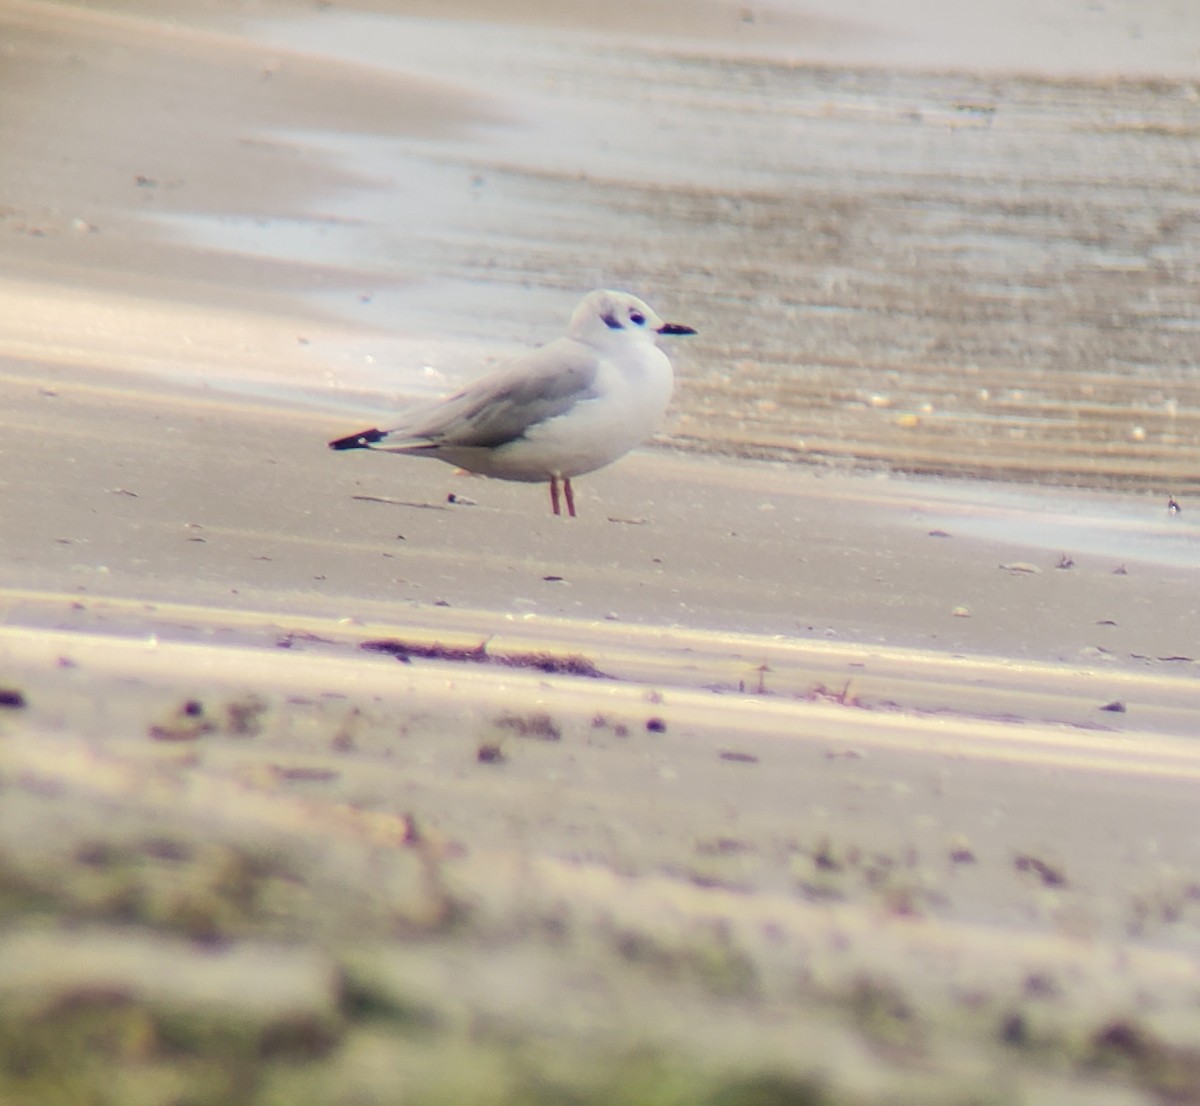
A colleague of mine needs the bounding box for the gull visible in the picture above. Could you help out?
[328,289,695,517]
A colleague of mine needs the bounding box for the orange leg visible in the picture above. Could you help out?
[549,476,561,515]
[564,477,576,518]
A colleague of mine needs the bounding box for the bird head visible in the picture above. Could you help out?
[567,290,696,348]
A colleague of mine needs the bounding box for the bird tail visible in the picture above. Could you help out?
[329,428,386,451]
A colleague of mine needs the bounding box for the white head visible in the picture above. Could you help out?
[566,289,695,348]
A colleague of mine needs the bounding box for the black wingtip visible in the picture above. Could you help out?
[657,322,696,336]
[329,428,386,451]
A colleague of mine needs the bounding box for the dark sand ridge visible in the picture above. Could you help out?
[2,2,1200,1103]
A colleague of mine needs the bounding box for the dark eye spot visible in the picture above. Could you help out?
[629,311,646,326]
[602,311,621,329]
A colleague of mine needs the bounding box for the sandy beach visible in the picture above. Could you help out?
[2,1,1200,1103]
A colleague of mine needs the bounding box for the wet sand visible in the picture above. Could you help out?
[3,2,1200,1103]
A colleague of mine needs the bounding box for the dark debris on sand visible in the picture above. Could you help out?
[359,638,609,679]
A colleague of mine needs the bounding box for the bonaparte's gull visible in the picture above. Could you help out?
[329,289,695,517]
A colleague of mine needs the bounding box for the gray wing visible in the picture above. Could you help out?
[380,338,602,450]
